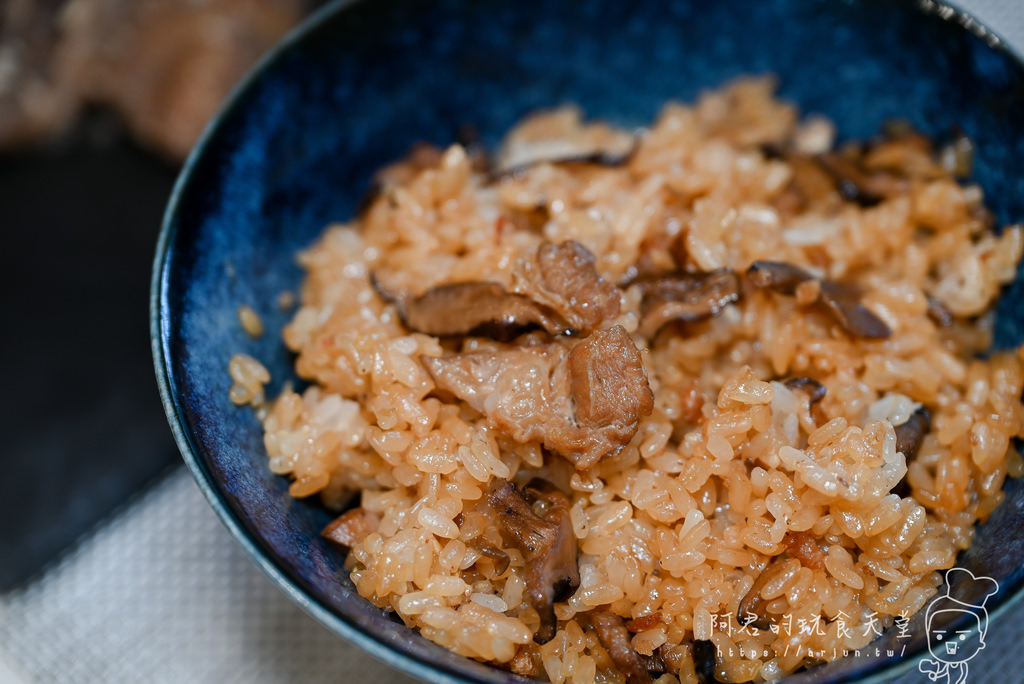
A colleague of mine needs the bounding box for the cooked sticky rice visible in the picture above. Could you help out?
[229,77,1024,683]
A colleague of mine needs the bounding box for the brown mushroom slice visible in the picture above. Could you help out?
[746,260,814,295]
[788,152,842,205]
[372,277,569,341]
[424,326,654,469]
[521,480,581,612]
[746,261,892,339]
[524,240,621,335]
[591,610,654,684]
[321,508,380,548]
[487,479,579,644]
[817,281,893,339]
[761,146,843,212]
[815,152,900,207]
[635,269,741,338]
[373,240,618,341]
[894,406,932,460]
[926,296,954,328]
[783,377,827,405]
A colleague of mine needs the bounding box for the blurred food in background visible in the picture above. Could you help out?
[0,0,318,159]
[0,0,319,590]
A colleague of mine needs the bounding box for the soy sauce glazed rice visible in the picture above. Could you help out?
[229,77,1024,683]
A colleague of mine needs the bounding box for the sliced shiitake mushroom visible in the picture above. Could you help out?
[487,479,579,644]
[894,406,932,460]
[746,261,892,339]
[371,276,569,341]
[783,376,827,405]
[635,269,741,338]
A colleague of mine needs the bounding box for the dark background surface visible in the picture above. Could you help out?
[0,114,181,588]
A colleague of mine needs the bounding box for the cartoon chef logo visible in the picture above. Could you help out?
[918,568,998,684]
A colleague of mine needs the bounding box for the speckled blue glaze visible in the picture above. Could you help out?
[152,0,1024,682]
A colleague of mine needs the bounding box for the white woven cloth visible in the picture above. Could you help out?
[0,470,418,684]
[2,2,1022,682]
[964,0,1024,48]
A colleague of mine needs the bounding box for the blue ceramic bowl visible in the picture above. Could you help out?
[152,0,1024,681]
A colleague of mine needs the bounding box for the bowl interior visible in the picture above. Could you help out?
[153,0,1024,681]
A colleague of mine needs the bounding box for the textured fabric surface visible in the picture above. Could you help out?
[2,1,1023,683]
[0,470,419,684]
[960,0,1024,52]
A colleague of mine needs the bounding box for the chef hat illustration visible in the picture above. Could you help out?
[925,568,999,636]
